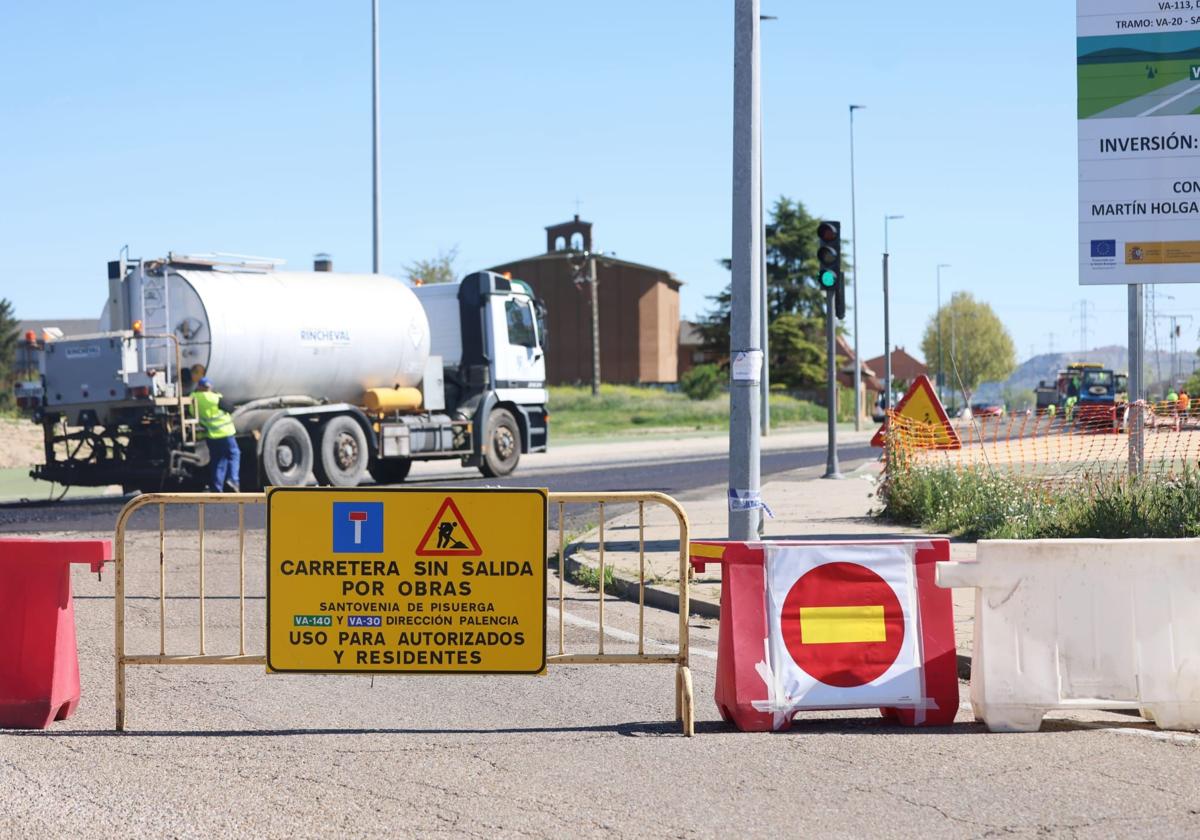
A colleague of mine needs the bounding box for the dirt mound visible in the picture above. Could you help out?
[0,418,43,469]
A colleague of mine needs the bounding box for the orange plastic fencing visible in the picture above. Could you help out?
[885,400,1200,480]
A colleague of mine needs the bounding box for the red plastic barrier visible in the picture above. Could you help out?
[689,539,958,732]
[0,538,111,729]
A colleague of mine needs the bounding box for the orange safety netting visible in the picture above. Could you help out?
[884,400,1200,480]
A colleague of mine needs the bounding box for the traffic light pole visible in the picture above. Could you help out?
[824,287,842,479]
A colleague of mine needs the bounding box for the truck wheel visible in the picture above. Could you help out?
[479,408,520,477]
[315,416,369,487]
[261,417,313,487]
[369,457,412,485]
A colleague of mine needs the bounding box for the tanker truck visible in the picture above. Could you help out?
[13,253,549,492]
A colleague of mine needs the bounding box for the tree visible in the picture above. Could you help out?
[0,298,19,409]
[920,291,1016,401]
[403,246,459,285]
[698,197,839,390]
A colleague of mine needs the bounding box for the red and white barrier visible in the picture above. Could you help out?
[690,539,958,732]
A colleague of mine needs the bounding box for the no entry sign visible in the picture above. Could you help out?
[766,544,922,710]
[780,562,906,688]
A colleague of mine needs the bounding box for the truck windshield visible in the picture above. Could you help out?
[1083,371,1112,386]
[505,299,538,348]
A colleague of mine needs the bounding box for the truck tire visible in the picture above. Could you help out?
[315,416,369,487]
[479,408,520,477]
[369,457,412,485]
[261,417,313,487]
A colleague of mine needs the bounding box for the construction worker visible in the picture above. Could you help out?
[193,377,240,493]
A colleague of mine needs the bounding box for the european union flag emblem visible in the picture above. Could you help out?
[332,502,384,553]
[1091,240,1116,258]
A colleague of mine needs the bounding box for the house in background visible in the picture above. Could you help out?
[489,216,682,386]
[837,335,882,419]
[864,347,929,395]
[677,320,718,379]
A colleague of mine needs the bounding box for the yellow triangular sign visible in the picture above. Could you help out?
[870,374,961,449]
[415,497,483,556]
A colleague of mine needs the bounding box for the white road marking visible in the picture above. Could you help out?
[548,606,718,660]
[1138,81,1200,117]
[1073,720,1200,744]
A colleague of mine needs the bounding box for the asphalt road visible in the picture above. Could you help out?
[2,530,1197,839]
[0,440,878,535]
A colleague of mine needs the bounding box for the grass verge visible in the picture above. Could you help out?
[548,384,834,438]
[879,465,1200,540]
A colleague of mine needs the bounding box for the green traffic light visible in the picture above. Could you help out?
[820,269,837,287]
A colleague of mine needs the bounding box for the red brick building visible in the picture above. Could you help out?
[490,217,682,385]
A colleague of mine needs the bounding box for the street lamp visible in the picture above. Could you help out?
[371,0,381,273]
[936,263,950,404]
[883,214,903,410]
[849,104,865,430]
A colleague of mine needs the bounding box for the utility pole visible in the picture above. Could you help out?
[1129,284,1144,476]
[371,0,381,274]
[569,251,603,396]
[1074,299,1096,355]
[849,104,865,430]
[729,0,763,541]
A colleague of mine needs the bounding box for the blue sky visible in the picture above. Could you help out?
[3,1,1197,366]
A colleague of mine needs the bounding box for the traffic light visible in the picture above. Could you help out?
[816,220,845,320]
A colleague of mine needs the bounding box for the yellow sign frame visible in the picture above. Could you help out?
[266,486,547,675]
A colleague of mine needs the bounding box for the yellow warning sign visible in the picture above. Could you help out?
[266,487,547,674]
[870,374,961,449]
[416,496,482,556]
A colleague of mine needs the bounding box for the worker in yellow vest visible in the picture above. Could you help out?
[193,377,240,493]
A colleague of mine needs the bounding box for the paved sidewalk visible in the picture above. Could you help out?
[566,460,976,661]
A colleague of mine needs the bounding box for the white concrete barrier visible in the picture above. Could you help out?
[937,539,1200,733]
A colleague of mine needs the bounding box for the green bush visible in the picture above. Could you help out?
[679,364,722,401]
[878,464,1200,540]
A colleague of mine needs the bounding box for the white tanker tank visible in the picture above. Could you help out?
[106,267,432,404]
[34,255,548,491]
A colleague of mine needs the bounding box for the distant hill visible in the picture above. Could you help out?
[971,345,1197,404]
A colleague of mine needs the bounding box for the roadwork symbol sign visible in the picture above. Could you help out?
[869,374,961,449]
[266,487,547,675]
[415,497,482,556]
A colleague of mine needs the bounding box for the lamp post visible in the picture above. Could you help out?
[371,0,381,274]
[936,263,950,404]
[849,104,865,430]
[729,0,763,541]
[883,214,903,410]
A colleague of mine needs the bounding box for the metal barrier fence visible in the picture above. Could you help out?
[114,491,693,735]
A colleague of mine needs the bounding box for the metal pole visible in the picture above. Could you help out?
[729,0,762,541]
[759,107,770,435]
[883,251,891,410]
[937,263,949,405]
[824,287,842,478]
[1128,284,1144,476]
[371,0,381,274]
[849,104,864,430]
[589,254,600,397]
[882,214,902,409]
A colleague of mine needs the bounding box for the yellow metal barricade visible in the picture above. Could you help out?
[114,491,693,735]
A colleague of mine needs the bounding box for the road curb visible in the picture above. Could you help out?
[562,542,721,620]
